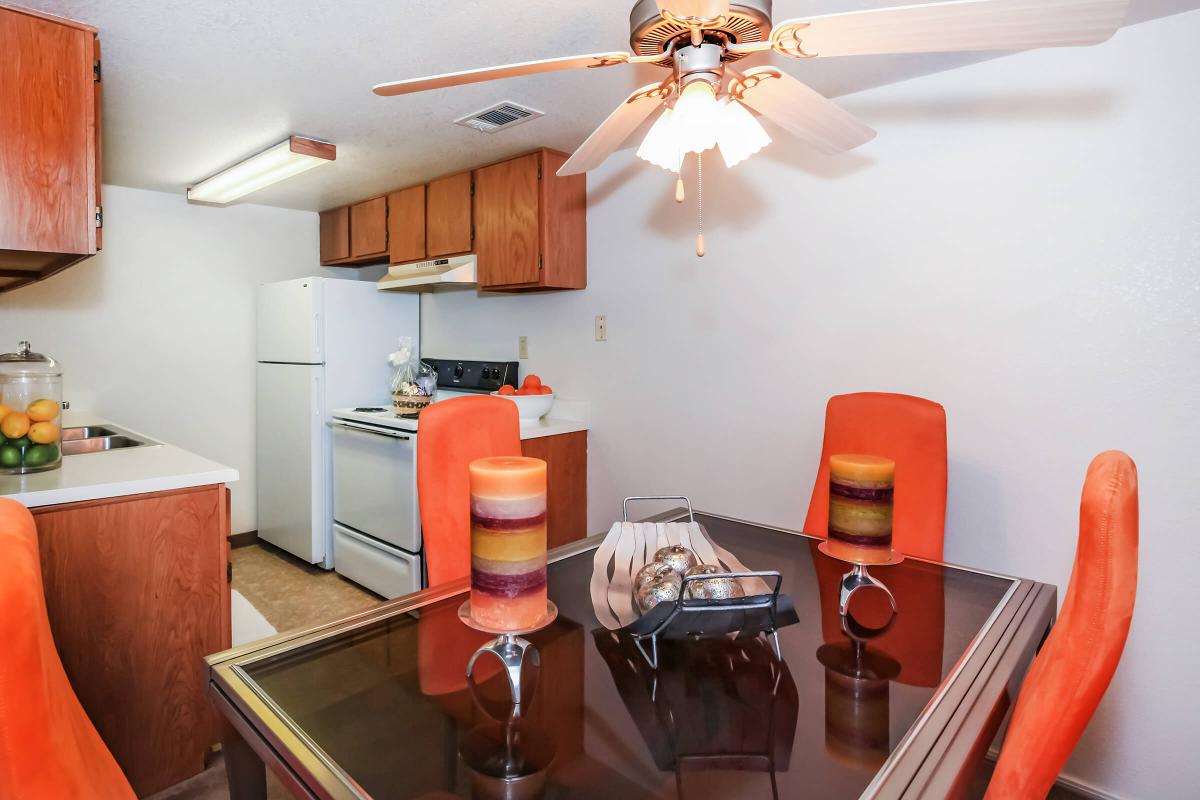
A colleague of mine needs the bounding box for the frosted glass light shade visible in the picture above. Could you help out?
[717,99,771,168]
[672,81,720,154]
[636,107,683,173]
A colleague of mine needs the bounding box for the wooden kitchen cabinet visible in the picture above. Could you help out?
[521,430,588,548]
[0,3,102,294]
[474,149,586,291]
[32,484,231,797]
[426,171,473,258]
[319,206,350,263]
[387,184,426,264]
[350,196,388,261]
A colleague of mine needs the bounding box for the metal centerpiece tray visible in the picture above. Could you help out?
[590,496,799,668]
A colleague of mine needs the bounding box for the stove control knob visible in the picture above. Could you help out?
[453,365,464,379]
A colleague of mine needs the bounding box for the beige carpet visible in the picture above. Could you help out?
[144,754,290,800]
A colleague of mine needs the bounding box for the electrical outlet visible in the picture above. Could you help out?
[595,315,607,342]
[518,336,529,359]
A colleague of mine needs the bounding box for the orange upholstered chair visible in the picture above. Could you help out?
[417,395,522,587]
[986,451,1138,799]
[804,392,948,562]
[0,498,135,799]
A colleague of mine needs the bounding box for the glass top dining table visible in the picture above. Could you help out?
[208,512,1056,800]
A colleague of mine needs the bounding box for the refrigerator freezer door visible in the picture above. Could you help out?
[331,420,420,552]
[257,362,326,563]
[320,279,419,409]
[257,278,323,364]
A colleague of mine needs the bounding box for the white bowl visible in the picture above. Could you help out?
[492,391,555,423]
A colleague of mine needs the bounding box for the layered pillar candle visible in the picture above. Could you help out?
[827,454,896,564]
[469,456,549,631]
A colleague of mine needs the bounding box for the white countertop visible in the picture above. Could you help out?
[0,413,239,508]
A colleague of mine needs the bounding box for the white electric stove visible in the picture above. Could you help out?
[327,359,519,599]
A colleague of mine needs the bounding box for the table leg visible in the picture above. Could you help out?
[223,725,267,800]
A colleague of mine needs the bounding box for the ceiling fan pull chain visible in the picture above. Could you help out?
[696,151,705,258]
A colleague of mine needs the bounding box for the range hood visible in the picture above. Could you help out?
[377,254,476,291]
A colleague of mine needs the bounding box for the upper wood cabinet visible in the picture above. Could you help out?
[0,4,102,294]
[474,149,586,291]
[426,172,473,258]
[318,207,350,263]
[387,185,425,264]
[349,197,388,261]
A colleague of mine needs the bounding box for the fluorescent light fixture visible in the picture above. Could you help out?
[636,107,683,173]
[187,136,335,205]
[716,99,771,168]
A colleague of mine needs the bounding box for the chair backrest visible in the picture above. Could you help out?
[0,498,135,799]
[417,395,521,586]
[804,393,948,562]
[985,451,1138,799]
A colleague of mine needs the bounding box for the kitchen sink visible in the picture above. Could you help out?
[61,425,121,441]
[60,425,158,456]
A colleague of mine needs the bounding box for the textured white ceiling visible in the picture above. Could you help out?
[18,0,1191,211]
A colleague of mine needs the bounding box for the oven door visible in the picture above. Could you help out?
[330,419,420,553]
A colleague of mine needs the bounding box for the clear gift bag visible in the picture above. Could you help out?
[389,337,436,418]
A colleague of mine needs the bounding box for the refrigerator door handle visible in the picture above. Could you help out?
[327,420,412,440]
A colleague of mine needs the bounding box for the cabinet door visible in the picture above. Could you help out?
[387,185,425,264]
[350,196,388,259]
[521,431,587,549]
[319,207,350,264]
[426,171,472,257]
[474,153,540,288]
[0,8,97,256]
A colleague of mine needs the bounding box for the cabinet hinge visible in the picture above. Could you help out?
[538,254,543,270]
[94,206,103,228]
[537,162,543,180]
[227,561,233,583]
[470,181,475,197]
[93,61,101,82]
[471,225,475,242]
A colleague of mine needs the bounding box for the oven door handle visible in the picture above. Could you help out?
[328,420,412,440]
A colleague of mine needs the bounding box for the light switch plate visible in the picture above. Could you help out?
[518,336,529,359]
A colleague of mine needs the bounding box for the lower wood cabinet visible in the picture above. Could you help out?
[32,484,231,797]
[521,430,588,548]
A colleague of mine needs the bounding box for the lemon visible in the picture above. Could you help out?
[0,412,30,440]
[0,403,11,421]
[26,399,59,422]
[29,421,59,445]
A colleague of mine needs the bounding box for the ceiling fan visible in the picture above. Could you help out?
[375,0,1130,255]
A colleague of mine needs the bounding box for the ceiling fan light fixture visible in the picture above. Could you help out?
[672,80,721,155]
[716,98,771,168]
[636,106,683,172]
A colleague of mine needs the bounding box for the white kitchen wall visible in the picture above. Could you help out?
[421,11,1200,799]
[0,185,333,534]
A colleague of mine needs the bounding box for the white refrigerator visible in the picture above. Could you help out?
[256,277,418,567]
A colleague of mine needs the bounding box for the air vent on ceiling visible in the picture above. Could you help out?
[454,101,543,134]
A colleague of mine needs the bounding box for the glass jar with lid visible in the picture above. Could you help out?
[0,341,64,474]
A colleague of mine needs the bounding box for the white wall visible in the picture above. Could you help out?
[0,185,332,534]
[420,12,1200,799]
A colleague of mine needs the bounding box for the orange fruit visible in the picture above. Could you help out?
[1,412,31,440]
[26,398,59,422]
[29,421,60,445]
[539,386,553,395]
[497,385,515,396]
[522,374,541,388]
[0,404,11,421]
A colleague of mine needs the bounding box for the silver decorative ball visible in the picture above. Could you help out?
[684,565,746,601]
[635,577,681,612]
[654,545,698,576]
[635,561,679,593]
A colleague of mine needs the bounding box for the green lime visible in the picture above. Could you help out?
[7,436,30,449]
[24,444,57,467]
[0,446,19,468]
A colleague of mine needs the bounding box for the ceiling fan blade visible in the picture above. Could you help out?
[558,81,674,176]
[729,67,876,156]
[656,1,730,20]
[373,52,634,97]
[768,0,1129,59]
